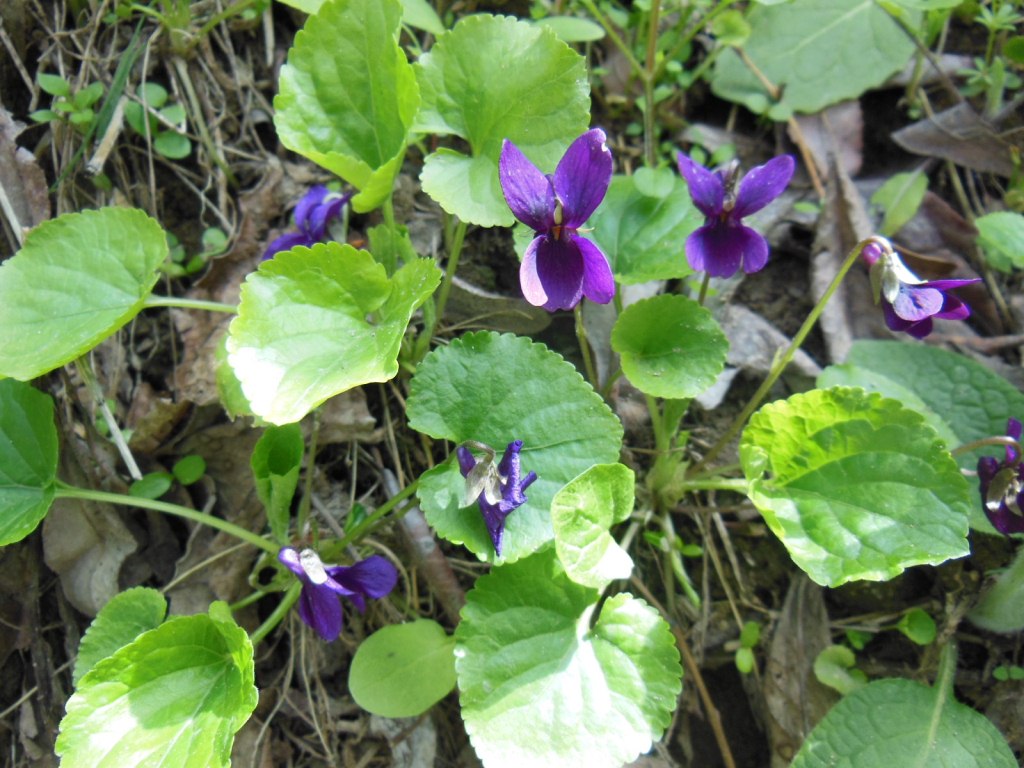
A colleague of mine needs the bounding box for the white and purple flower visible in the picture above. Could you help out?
[676,153,795,278]
[278,547,397,642]
[861,238,981,339]
[263,185,352,261]
[978,418,1024,536]
[499,129,615,311]
[457,440,537,556]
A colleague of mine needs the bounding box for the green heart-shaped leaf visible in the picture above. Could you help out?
[611,294,729,399]
[227,244,440,424]
[792,677,1016,767]
[456,550,681,767]
[349,619,456,717]
[818,340,1024,533]
[414,14,589,226]
[740,387,971,586]
[57,604,257,768]
[0,208,167,379]
[711,0,917,116]
[274,0,419,212]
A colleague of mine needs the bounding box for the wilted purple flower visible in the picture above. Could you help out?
[457,440,538,556]
[676,154,795,278]
[861,238,981,339]
[499,129,615,311]
[978,418,1024,535]
[278,547,397,642]
[262,185,351,260]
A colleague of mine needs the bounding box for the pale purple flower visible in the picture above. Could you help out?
[978,418,1024,535]
[861,238,981,339]
[457,440,538,556]
[499,129,615,311]
[262,185,351,260]
[676,154,795,277]
[278,547,397,642]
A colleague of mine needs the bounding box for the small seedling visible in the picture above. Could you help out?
[30,73,105,134]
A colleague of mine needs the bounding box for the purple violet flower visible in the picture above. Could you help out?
[676,154,795,278]
[262,185,352,261]
[457,440,538,556]
[278,547,397,642]
[499,129,615,311]
[861,238,982,339]
[978,418,1024,535]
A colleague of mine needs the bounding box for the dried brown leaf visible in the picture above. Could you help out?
[763,576,838,768]
[892,103,1018,177]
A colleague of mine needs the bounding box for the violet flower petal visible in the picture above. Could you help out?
[686,225,746,277]
[262,231,312,261]
[297,580,345,641]
[328,555,398,601]
[892,284,944,322]
[457,446,477,476]
[575,235,615,304]
[1008,418,1023,463]
[676,153,724,219]
[532,237,585,311]
[553,128,612,227]
[499,140,556,232]
[293,185,330,230]
[520,237,549,307]
[732,155,796,218]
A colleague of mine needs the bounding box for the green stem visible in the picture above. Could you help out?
[680,477,748,493]
[54,483,279,555]
[690,237,874,475]
[646,393,669,453]
[341,479,420,547]
[642,0,662,168]
[655,0,739,81]
[249,581,300,646]
[934,638,958,700]
[578,0,644,74]
[574,303,600,387]
[697,272,711,306]
[195,0,257,39]
[434,218,467,324]
[143,296,237,313]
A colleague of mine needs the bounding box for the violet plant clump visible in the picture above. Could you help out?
[861,237,982,339]
[977,418,1024,535]
[262,185,352,260]
[278,546,397,642]
[457,440,538,557]
[676,153,795,278]
[499,128,615,311]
